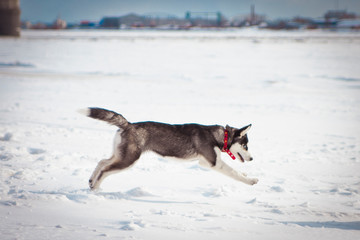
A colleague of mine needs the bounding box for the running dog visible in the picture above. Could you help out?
[80,107,258,190]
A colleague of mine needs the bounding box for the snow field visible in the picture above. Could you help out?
[0,29,360,239]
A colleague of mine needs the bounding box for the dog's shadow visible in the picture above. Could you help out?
[94,187,210,205]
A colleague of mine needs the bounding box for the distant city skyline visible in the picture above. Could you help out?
[21,0,360,23]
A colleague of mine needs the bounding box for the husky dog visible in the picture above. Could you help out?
[80,108,258,190]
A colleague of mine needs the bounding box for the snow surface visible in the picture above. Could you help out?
[0,29,360,239]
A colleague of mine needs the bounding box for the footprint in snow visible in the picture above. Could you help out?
[0,132,12,141]
[28,148,46,155]
[119,220,147,231]
[0,152,13,161]
[270,186,285,192]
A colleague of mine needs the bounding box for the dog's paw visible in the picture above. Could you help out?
[248,178,259,185]
[89,179,96,190]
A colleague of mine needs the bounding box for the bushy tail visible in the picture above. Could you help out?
[79,107,129,129]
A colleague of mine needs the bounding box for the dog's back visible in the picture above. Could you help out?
[132,122,223,159]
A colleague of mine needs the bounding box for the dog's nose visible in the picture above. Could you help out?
[249,157,253,161]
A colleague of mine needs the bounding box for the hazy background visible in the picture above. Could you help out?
[21,0,360,22]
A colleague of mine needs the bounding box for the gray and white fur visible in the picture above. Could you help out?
[80,107,258,190]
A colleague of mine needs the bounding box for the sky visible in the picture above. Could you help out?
[21,0,360,23]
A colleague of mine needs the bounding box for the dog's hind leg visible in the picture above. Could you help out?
[200,147,258,185]
[89,141,141,190]
[89,154,140,190]
[89,156,116,190]
[89,129,139,190]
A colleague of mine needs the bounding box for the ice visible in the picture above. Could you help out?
[0,29,360,239]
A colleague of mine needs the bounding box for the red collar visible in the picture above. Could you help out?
[222,130,236,160]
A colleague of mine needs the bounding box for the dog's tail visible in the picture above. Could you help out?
[78,107,129,129]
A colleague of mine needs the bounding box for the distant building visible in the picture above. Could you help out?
[247,4,265,26]
[21,21,32,29]
[292,17,313,25]
[230,5,266,27]
[79,20,97,28]
[324,10,357,20]
[307,10,358,29]
[100,17,121,28]
[185,11,226,27]
[0,0,21,36]
[119,14,145,27]
[311,18,338,29]
[30,22,47,30]
[99,13,190,29]
[291,17,315,29]
[264,20,300,30]
[337,19,360,29]
[53,16,67,29]
[142,13,188,29]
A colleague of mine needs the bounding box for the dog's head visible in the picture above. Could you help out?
[226,124,253,163]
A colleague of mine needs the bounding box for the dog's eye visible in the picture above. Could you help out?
[242,144,248,150]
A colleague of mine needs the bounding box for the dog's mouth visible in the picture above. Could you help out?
[237,153,245,162]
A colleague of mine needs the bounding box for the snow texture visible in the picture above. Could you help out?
[0,29,360,239]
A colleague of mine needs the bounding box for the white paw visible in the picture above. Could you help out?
[248,178,259,185]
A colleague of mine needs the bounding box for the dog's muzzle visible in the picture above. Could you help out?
[237,153,245,162]
[237,153,253,162]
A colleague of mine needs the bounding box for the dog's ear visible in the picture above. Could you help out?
[240,124,252,137]
[225,124,237,140]
[235,124,252,138]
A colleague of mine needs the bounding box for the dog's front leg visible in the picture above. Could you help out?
[214,158,258,185]
[200,148,258,185]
